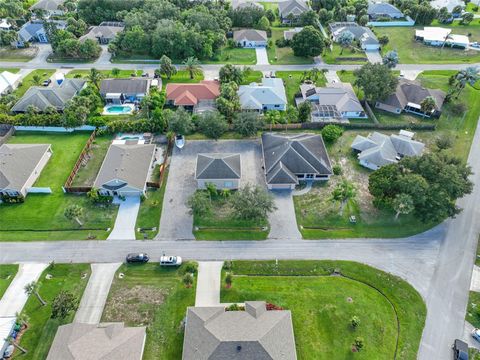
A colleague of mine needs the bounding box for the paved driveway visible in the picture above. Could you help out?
[195,261,223,306]
[268,191,301,240]
[366,50,382,64]
[157,140,264,240]
[107,196,140,240]
[74,263,120,324]
[256,47,269,65]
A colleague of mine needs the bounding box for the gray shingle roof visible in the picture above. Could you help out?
[46,322,146,360]
[100,78,151,96]
[262,133,332,184]
[93,143,156,191]
[79,25,124,42]
[239,78,287,110]
[278,0,309,18]
[378,78,446,111]
[233,29,268,42]
[367,3,404,18]
[0,143,51,192]
[195,153,241,180]
[30,0,64,11]
[11,79,86,112]
[232,0,264,10]
[182,301,297,360]
[329,22,379,47]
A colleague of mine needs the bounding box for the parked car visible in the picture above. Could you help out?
[126,253,149,263]
[160,255,182,266]
[3,344,14,358]
[472,328,480,342]
[453,339,469,360]
[42,79,51,86]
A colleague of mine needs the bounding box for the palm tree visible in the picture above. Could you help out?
[455,67,480,96]
[393,193,414,220]
[24,281,46,306]
[30,74,42,86]
[183,57,202,79]
[331,179,356,215]
[64,205,84,226]
[420,96,437,118]
[337,31,354,55]
[88,68,103,89]
[382,50,399,69]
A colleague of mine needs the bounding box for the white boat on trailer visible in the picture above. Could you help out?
[175,134,185,149]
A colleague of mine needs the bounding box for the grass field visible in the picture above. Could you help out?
[65,69,143,79]
[322,44,369,65]
[276,71,327,105]
[0,47,37,62]
[193,192,269,240]
[13,264,90,360]
[101,263,196,360]
[0,68,20,73]
[241,70,263,84]
[377,23,480,64]
[467,291,480,328]
[0,265,18,298]
[14,69,55,97]
[267,28,313,65]
[221,260,426,360]
[0,132,117,241]
[161,70,204,89]
[204,47,257,65]
[71,135,112,187]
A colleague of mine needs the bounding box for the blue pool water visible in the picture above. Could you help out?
[106,105,132,114]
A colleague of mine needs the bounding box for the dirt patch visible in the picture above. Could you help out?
[103,285,170,326]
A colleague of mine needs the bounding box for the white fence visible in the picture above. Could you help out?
[368,16,415,27]
[27,187,52,194]
[14,125,97,132]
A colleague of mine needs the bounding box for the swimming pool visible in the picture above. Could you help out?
[103,104,135,115]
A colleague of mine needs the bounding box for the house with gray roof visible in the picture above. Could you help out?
[16,20,66,45]
[46,322,146,360]
[329,22,380,50]
[195,153,241,190]
[11,78,87,113]
[375,78,446,118]
[233,29,268,48]
[278,0,309,24]
[0,143,52,197]
[80,22,125,44]
[100,78,152,104]
[367,3,404,20]
[239,78,287,111]
[262,133,332,190]
[182,301,297,360]
[30,0,65,17]
[232,0,264,10]
[296,82,366,122]
[351,130,425,170]
[94,143,157,196]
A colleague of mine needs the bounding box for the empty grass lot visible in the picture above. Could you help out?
[101,263,196,360]
[204,47,257,65]
[0,132,117,241]
[267,27,313,65]
[161,70,204,90]
[322,44,368,64]
[241,70,263,84]
[0,47,37,62]
[0,265,18,298]
[193,192,269,240]
[14,69,55,97]
[276,70,327,105]
[0,68,20,73]
[13,264,90,360]
[71,135,112,187]
[377,22,480,64]
[221,260,426,360]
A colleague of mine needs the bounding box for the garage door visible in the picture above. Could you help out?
[269,184,293,190]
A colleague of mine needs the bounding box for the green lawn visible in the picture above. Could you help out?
[322,44,368,65]
[161,70,205,89]
[267,28,313,65]
[466,3,480,13]
[0,132,118,241]
[13,264,90,360]
[0,47,36,62]
[135,168,169,239]
[0,265,18,298]
[66,69,143,79]
[467,291,480,328]
[101,263,196,360]
[71,135,112,187]
[241,70,263,84]
[221,260,426,360]
[276,71,327,105]
[0,68,20,73]
[14,69,55,97]
[204,47,257,65]
[377,23,480,64]
[193,192,269,240]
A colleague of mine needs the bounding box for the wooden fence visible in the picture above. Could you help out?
[146,138,172,190]
[64,130,97,190]
[63,186,92,194]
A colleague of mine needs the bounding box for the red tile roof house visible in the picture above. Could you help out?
[165,80,220,113]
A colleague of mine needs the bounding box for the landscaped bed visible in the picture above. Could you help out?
[221,260,426,360]
[13,264,90,360]
[0,132,118,241]
[101,263,196,360]
[0,265,18,298]
[66,69,143,79]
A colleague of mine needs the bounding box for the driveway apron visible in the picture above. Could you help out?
[255,47,269,65]
[107,196,140,240]
[195,262,223,306]
[74,263,120,324]
[268,191,302,240]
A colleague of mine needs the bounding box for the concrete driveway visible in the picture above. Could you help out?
[195,262,223,306]
[74,263,120,324]
[157,140,264,240]
[107,196,140,240]
[268,191,301,240]
[94,45,111,65]
[256,47,269,65]
[366,50,382,64]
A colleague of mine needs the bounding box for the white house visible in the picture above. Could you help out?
[0,71,21,95]
[415,27,469,48]
[233,29,268,48]
[238,78,287,111]
[0,143,52,197]
[195,153,241,190]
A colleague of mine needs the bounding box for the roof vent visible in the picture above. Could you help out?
[237,345,242,352]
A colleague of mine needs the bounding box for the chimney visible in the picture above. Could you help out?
[245,301,266,318]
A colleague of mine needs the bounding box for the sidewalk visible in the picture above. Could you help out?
[195,262,223,306]
[74,263,120,324]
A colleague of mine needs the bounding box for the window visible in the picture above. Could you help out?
[274,104,280,108]
[306,174,314,179]
[224,181,233,188]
